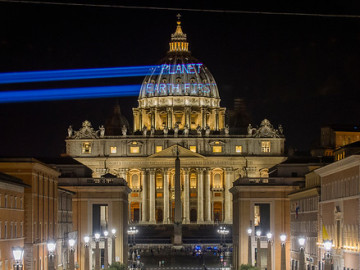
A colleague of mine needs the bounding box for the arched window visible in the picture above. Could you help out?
[156,173,163,189]
[131,174,139,189]
[213,173,222,188]
[190,173,197,188]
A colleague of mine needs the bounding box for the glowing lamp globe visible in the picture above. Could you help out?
[247,228,252,235]
[298,237,305,246]
[267,232,272,240]
[324,240,332,251]
[104,231,109,237]
[280,234,287,243]
[111,229,116,235]
[68,239,76,247]
[12,247,24,261]
[84,236,90,244]
[47,241,56,253]
[256,230,261,237]
[94,233,100,240]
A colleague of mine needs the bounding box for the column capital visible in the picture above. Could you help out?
[196,167,206,173]
[182,168,190,174]
[148,168,156,175]
[224,167,234,173]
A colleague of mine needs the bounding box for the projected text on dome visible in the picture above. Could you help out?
[145,83,216,95]
[145,63,215,95]
[160,63,203,74]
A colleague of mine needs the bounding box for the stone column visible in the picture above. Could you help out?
[141,169,147,222]
[167,107,173,129]
[201,108,206,129]
[185,107,191,128]
[204,168,211,222]
[197,168,204,223]
[149,169,156,223]
[163,169,170,224]
[139,109,143,130]
[224,168,233,223]
[183,168,190,224]
[215,109,219,131]
[150,108,155,128]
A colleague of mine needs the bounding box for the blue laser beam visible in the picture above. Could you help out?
[0,66,161,84]
[0,85,140,103]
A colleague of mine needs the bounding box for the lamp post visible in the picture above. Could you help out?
[324,240,332,270]
[111,228,116,264]
[217,226,229,269]
[255,230,261,269]
[280,234,287,270]
[104,231,109,269]
[94,233,101,270]
[84,236,90,270]
[68,238,76,270]
[247,228,252,265]
[47,241,56,270]
[128,227,138,268]
[266,233,272,270]
[12,247,24,270]
[298,237,306,270]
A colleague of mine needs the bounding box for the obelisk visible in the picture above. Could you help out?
[173,145,183,245]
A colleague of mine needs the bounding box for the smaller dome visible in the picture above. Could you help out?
[105,102,130,135]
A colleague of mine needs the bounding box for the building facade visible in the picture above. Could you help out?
[315,155,360,270]
[0,172,28,270]
[0,158,59,270]
[65,18,286,226]
[288,171,321,270]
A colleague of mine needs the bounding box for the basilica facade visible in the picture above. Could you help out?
[65,18,286,226]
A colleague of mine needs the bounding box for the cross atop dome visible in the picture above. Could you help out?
[169,14,189,52]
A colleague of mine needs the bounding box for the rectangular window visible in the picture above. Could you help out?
[4,195,7,208]
[212,146,222,153]
[110,146,117,154]
[14,197,17,209]
[130,146,140,154]
[156,146,163,153]
[82,142,92,153]
[92,204,108,235]
[189,146,197,153]
[235,145,242,153]
[254,203,270,235]
[4,222,7,239]
[261,141,271,152]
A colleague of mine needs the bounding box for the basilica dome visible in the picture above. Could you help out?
[133,16,226,132]
[138,19,220,100]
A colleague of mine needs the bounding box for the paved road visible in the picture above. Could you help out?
[129,248,232,270]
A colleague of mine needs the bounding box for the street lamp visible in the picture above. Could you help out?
[68,238,76,270]
[84,236,90,270]
[217,226,229,247]
[280,234,287,270]
[324,240,332,270]
[247,228,252,265]
[111,228,116,264]
[12,247,24,270]
[104,230,109,269]
[128,227,139,269]
[255,230,261,269]
[94,233,101,270]
[266,233,272,270]
[298,237,306,270]
[47,241,56,270]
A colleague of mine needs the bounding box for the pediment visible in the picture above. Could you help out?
[149,145,205,158]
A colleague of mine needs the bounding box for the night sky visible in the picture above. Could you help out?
[1,1,360,157]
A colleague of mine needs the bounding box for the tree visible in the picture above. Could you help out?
[240,264,260,270]
[106,262,127,270]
